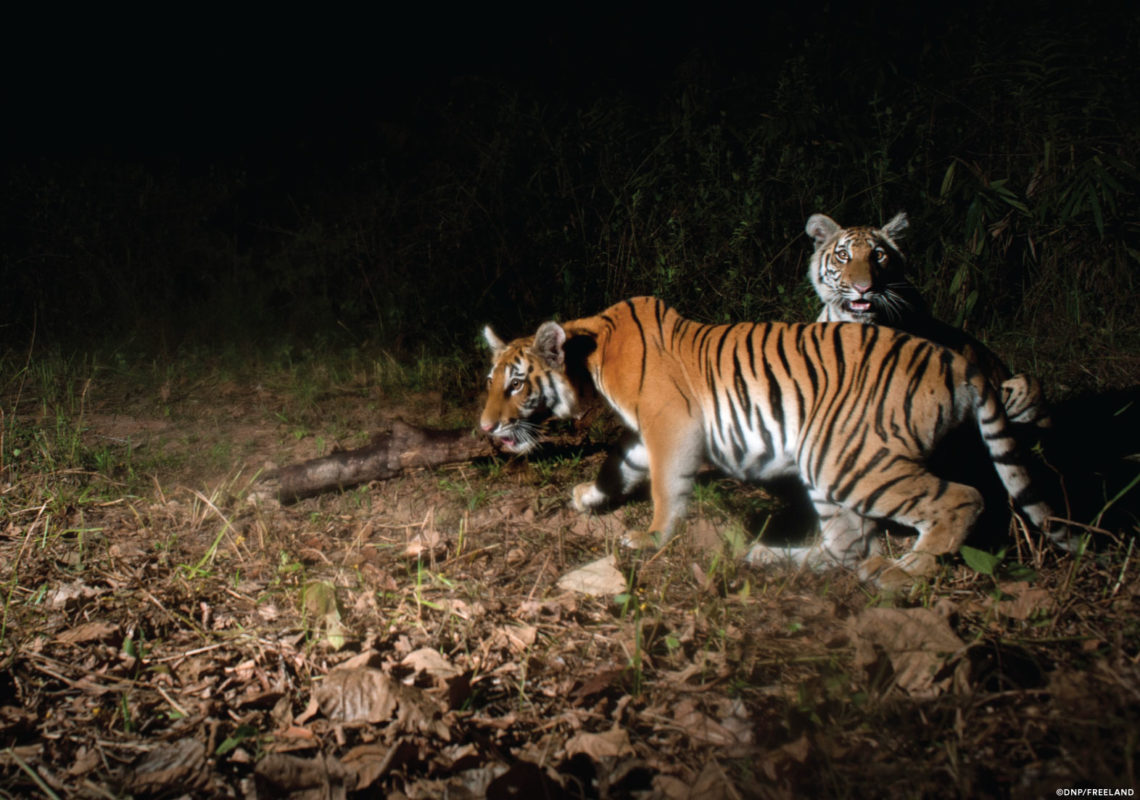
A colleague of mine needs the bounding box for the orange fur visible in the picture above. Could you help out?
[482,297,1071,586]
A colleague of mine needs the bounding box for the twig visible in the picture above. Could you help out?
[151,641,233,663]
[440,543,502,568]
[526,553,553,603]
[1110,537,1135,598]
[155,685,192,718]
[81,779,118,799]
[23,653,136,694]
[3,747,61,800]
[143,589,205,637]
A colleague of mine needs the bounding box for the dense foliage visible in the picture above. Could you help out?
[3,4,1137,364]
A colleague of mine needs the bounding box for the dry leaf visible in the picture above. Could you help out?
[757,735,812,783]
[497,623,537,653]
[850,607,969,698]
[120,738,210,795]
[689,758,743,800]
[316,668,399,724]
[254,752,352,800]
[404,525,446,559]
[402,648,461,680]
[781,734,811,762]
[653,774,694,800]
[989,581,1057,620]
[341,743,397,792]
[48,581,100,610]
[315,667,449,739]
[564,725,635,759]
[672,698,752,749]
[56,621,121,646]
[400,764,510,799]
[556,555,626,596]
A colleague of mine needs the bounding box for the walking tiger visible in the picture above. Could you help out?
[480,297,1072,587]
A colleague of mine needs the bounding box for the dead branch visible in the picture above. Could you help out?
[254,421,494,503]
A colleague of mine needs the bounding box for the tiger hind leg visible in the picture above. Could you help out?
[853,466,983,589]
[745,499,880,570]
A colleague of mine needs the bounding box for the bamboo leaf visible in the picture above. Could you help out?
[1088,185,1105,238]
[940,160,957,198]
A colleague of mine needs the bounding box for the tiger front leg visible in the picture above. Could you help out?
[571,431,650,514]
[620,422,705,550]
[569,430,661,549]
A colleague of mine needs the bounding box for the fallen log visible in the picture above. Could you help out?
[254,421,495,503]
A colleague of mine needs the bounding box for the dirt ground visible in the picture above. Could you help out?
[1,370,1138,799]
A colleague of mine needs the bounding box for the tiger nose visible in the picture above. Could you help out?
[852,280,872,294]
[480,421,495,433]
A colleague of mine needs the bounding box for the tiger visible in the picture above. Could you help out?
[805,211,1050,429]
[480,297,1074,589]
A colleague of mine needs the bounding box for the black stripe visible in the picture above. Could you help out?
[670,376,693,416]
[733,351,752,412]
[833,442,889,502]
[991,451,1026,466]
[1013,486,1041,507]
[653,298,667,338]
[716,326,732,369]
[860,467,913,512]
[627,299,648,396]
[755,327,779,460]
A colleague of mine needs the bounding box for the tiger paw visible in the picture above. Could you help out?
[743,543,793,566]
[620,529,658,550]
[858,551,938,590]
[571,482,607,513]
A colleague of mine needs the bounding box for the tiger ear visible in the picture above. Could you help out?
[805,214,840,247]
[483,325,507,355]
[532,321,567,369]
[881,211,909,240]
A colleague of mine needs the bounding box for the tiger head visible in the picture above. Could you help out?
[479,322,580,454]
[806,211,912,324]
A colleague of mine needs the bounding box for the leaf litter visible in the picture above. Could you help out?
[0,378,1137,798]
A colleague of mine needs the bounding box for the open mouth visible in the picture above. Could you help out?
[845,300,873,313]
[491,433,530,454]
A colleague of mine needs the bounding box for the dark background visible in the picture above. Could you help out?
[3,1,1137,364]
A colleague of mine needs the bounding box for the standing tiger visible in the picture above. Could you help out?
[480,297,1073,588]
[806,211,1050,428]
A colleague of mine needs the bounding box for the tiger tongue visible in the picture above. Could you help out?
[848,301,872,312]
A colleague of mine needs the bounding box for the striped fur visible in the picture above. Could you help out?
[481,297,1073,587]
[806,212,1050,428]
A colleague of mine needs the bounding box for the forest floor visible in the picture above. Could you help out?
[1,354,1138,799]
